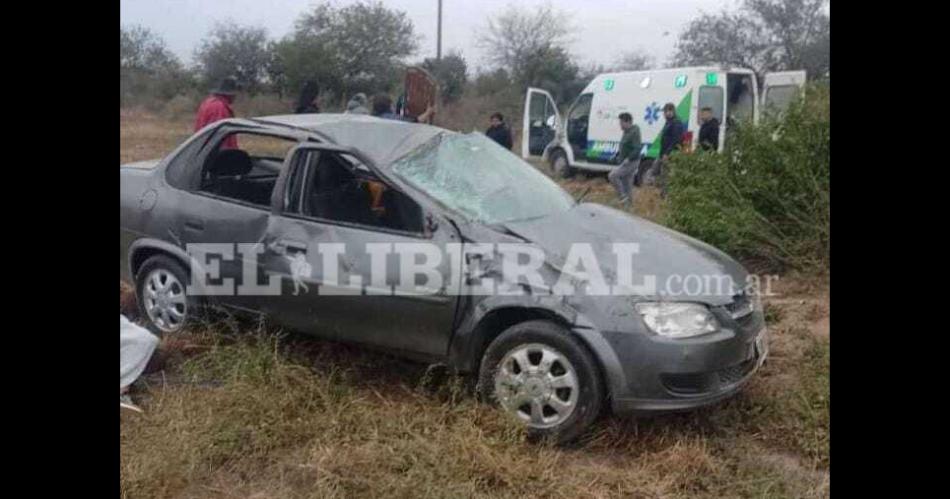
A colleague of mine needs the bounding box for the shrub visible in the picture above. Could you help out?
[663,83,830,272]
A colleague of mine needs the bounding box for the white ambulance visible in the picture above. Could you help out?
[521,66,806,177]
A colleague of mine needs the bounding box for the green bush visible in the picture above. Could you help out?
[663,83,829,271]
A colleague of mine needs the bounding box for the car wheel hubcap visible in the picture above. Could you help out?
[493,343,579,429]
[554,156,567,173]
[143,269,187,333]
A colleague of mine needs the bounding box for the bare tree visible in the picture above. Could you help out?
[673,0,829,81]
[476,4,574,86]
[612,50,655,72]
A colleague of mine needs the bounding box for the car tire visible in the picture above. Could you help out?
[549,149,575,179]
[135,255,200,336]
[477,320,604,444]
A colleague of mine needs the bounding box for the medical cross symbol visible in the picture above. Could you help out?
[644,102,660,125]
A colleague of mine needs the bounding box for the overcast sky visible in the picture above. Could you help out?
[120,0,738,71]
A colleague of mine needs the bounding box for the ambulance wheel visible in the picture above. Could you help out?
[549,150,574,179]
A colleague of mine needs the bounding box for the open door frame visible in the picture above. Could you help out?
[521,87,559,159]
[762,70,807,112]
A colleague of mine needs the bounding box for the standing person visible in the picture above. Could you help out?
[698,107,720,152]
[650,103,685,196]
[607,113,642,206]
[371,93,434,123]
[345,93,370,114]
[294,80,320,114]
[485,113,513,150]
[194,77,239,149]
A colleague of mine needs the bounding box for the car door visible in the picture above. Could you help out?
[761,70,807,116]
[258,143,462,358]
[521,87,560,159]
[172,125,303,312]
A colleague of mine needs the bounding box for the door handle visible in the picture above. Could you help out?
[272,239,308,254]
[183,219,204,232]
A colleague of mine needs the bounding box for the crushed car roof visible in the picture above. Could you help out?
[253,113,448,166]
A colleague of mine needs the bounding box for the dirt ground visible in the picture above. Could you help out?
[120,110,829,498]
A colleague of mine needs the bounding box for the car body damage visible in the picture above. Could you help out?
[121,113,767,437]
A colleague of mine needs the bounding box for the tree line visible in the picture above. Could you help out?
[120,0,829,108]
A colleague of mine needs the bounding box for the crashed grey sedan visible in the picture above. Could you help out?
[120,114,768,442]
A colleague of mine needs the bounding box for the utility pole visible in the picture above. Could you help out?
[437,0,442,60]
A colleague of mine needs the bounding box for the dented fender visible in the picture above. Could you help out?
[445,293,629,403]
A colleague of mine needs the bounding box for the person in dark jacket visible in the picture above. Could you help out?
[658,102,685,158]
[294,81,320,114]
[698,107,720,152]
[650,102,685,196]
[485,113,513,150]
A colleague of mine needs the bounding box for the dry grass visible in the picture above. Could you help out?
[120,109,193,164]
[525,159,668,223]
[120,112,829,499]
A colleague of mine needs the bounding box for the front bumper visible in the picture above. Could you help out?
[602,310,768,415]
[613,336,767,413]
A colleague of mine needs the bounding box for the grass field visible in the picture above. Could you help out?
[119,109,829,499]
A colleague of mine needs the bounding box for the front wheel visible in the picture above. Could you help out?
[477,320,604,443]
[548,150,575,179]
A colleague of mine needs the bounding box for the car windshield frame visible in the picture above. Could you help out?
[389,132,576,225]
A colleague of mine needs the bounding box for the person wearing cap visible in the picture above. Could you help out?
[194,76,239,149]
[648,102,685,196]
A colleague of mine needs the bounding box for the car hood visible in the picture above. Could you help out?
[502,203,749,306]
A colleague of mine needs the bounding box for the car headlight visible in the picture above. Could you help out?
[635,302,719,338]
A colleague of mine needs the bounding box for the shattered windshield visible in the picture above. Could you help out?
[391,132,575,224]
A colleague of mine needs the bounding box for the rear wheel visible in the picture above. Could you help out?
[478,320,604,443]
[548,149,575,179]
[135,255,200,335]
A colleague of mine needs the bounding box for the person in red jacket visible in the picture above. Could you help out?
[194,77,238,149]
